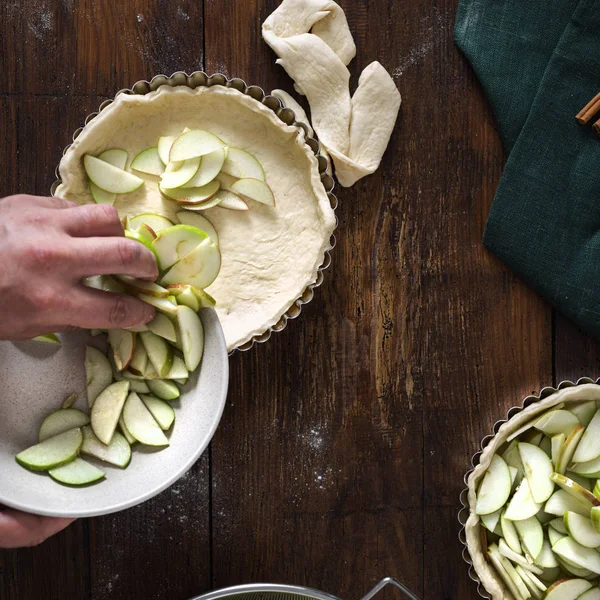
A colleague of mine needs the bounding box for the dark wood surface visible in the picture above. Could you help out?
[0,1,595,599]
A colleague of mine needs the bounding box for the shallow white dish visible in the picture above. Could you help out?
[0,308,228,518]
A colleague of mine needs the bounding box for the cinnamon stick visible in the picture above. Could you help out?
[593,116,600,137]
[576,92,600,124]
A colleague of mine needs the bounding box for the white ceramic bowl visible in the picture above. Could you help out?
[0,308,228,518]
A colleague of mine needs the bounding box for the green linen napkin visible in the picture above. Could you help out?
[455,0,600,340]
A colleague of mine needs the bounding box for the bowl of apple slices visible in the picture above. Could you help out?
[0,214,229,517]
[459,379,600,599]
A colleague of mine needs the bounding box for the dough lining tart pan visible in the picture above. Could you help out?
[51,71,338,354]
[457,377,600,599]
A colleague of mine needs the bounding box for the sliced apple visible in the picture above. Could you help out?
[539,435,552,458]
[534,409,580,438]
[124,229,161,267]
[505,478,542,521]
[480,508,502,532]
[566,471,593,491]
[146,379,180,401]
[133,223,158,243]
[84,155,143,194]
[475,454,512,515]
[186,147,227,188]
[160,156,201,189]
[548,526,566,546]
[140,331,173,378]
[552,433,566,466]
[514,516,543,559]
[31,333,61,344]
[90,380,130,445]
[158,136,176,165]
[107,329,136,371]
[147,313,178,343]
[122,392,169,446]
[487,543,531,600]
[521,430,544,446]
[578,589,600,600]
[534,538,559,568]
[116,275,169,298]
[62,392,78,409]
[544,579,592,600]
[503,440,525,485]
[168,284,200,311]
[515,566,544,599]
[161,179,221,204]
[571,454,600,477]
[160,238,221,289]
[169,129,226,162]
[175,305,204,372]
[594,480,600,500]
[178,195,223,211]
[38,408,90,442]
[90,148,128,204]
[85,345,113,408]
[81,425,131,468]
[519,442,555,503]
[129,341,148,376]
[573,409,600,464]
[221,147,265,181]
[498,539,544,574]
[545,489,592,517]
[564,511,600,548]
[140,395,175,430]
[556,426,585,475]
[549,517,568,534]
[16,428,83,471]
[129,213,174,233]
[137,293,179,317]
[571,401,598,428]
[501,510,522,552]
[552,536,600,574]
[152,225,208,270]
[550,473,600,509]
[119,413,136,445]
[173,377,188,386]
[49,457,105,486]
[131,147,165,176]
[176,212,218,245]
[230,178,275,207]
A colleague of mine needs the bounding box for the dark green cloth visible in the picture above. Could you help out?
[455,0,600,340]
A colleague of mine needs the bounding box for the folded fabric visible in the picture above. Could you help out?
[455,0,600,341]
[263,0,401,187]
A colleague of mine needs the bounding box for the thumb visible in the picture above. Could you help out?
[0,507,75,548]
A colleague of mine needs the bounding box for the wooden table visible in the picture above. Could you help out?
[1,1,597,599]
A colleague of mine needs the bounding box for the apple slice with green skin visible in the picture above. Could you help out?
[147,313,178,343]
[108,329,136,371]
[573,409,600,464]
[119,413,136,445]
[140,331,173,378]
[131,147,165,176]
[480,508,501,532]
[90,380,130,445]
[487,543,531,600]
[514,516,544,559]
[128,341,148,376]
[146,379,180,401]
[169,285,200,311]
[90,148,128,204]
[169,129,226,162]
[186,147,228,188]
[81,425,131,468]
[129,213,174,233]
[230,178,275,207]
[501,510,522,552]
[215,190,249,211]
[176,305,204,372]
[556,426,585,474]
[545,489,591,517]
[521,430,543,446]
[550,473,600,509]
[594,480,600,500]
[158,136,177,165]
[124,229,161,268]
[49,457,105,486]
[534,538,559,568]
[504,478,542,521]
[167,284,216,308]
[160,238,221,289]
[571,401,598,428]
[519,442,555,503]
[548,526,566,546]
[16,428,83,471]
[122,392,169,446]
[498,539,544,575]
[137,294,179,317]
[152,225,209,270]
[550,517,568,534]
[133,223,158,244]
[564,511,600,548]
[85,346,113,408]
[557,556,596,578]
[160,157,201,189]
[176,212,219,245]
[515,567,544,599]
[539,435,552,458]
[173,377,188,386]
[552,433,566,466]
[221,147,265,181]
[503,440,525,486]
[552,536,600,574]
[177,195,223,211]
[570,454,600,477]
[534,409,580,438]
[475,454,512,515]
[578,589,600,600]
[31,333,61,344]
[38,408,90,442]
[565,471,592,491]
[140,395,175,430]
[544,579,592,600]
[116,275,168,298]
[590,506,600,532]
[161,179,221,204]
[84,155,143,194]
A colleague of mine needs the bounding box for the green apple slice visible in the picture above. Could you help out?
[169,129,226,162]
[49,457,105,486]
[578,589,600,600]
[590,506,600,532]
[137,293,179,317]
[534,409,580,438]
[594,480,600,500]
[573,409,600,464]
[146,379,180,401]
[16,428,83,471]
[487,543,531,600]
[116,275,168,298]
[177,195,223,211]
[552,433,566,466]
[566,471,593,491]
[550,517,568,534]
[175,305,204,372]
[152,225,209,270]
[160,179,221,204]
[131,147,165,176]
[552,536,600,574]
[545,489,591,517]
[571,401,598,428]
[160,157,201,189]
[81,425,131,468]
[501,510,522,552]
[140,331,173,378]
[480,508,501,532]
[173,377,188,386]
[119,413,137,445]
[160,238,221,289]
[164,355,188,379]
[514,516,544,559]
[176,212,218,245]
[571,454,600,477]
[124,229,161,268]
[129,341,148,376]
[515,567,544,599]
[544,579,593,600]
[221,147,265,181]
[147,313,178,343]
[550,473,600,509]
[85,345,113,408]
[539,435,552,458]
[133,223,158,243]
[84,274,125,294]
[167,284,216,308]
[215,190,249,211]
[31,333,61,344]
[169,285,200,311]
[504,478,542,521]
[564,511,600,548]
[186,147,228,188]
[503,440,525,486]
[556,426,585,475]
[534,538,559,568]
[498,539,544,575]
[158,136,176,165]
[108,329,136,371]
[129,213,174,233]
[521,430,544,446]
[38,408,90,442]
[548,526,567,546]
[140,395,175,430]
[475,454,512,515]
[90,148,128,204]
[230,178,275,207]
[84,155,143,194]
[519,442,555,503]
[90,380,130,445]
[122,392,169,446]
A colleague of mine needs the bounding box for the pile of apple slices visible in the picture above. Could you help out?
[475,400,600,599]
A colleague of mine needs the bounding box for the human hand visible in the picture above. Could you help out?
[0,507,75,548]
[0,194,158,340]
